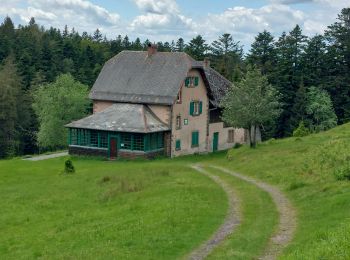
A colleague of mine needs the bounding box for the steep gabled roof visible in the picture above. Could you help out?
[65,103,169,133]
[89,50,232,107]
[90,51,193,105]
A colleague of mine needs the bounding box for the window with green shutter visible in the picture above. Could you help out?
[191,131,199,147]
[194,76,199,86]
[185,76,199,87]
[185,77,190,87]
[190,101,203,116]
[175,139,181,150]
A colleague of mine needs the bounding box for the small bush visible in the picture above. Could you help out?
[101,176,111,183]
[265,138,276,145]
[227,149,235,161]
[293,121,310,137]
[233,143,242,149]
[64,159,75,174]
[288,181,307,191]
[334,164,350,181]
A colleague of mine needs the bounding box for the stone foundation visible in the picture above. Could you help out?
[69,145,108,157]
[68,145,164,160]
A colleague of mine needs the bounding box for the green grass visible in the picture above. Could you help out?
[0,157,228,259]
[2,123,350,259]
[205,167,278,260]
[204,123,350,259]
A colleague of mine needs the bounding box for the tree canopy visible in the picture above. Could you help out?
[221,67,281,147]
[32,74,90,149]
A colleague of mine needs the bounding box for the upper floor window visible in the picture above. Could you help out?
[190,101,203,116]
[185,76,199,87]
[176,115,182,129]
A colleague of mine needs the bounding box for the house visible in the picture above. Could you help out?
[65,44,248,159]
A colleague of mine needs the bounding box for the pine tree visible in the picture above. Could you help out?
[324,8,350,123]
[210,33,243,81]
[247,30,276,77]
[93,28,102,42]
[176,38,185,52]
[185,35,208,60]
[0,56,21,157]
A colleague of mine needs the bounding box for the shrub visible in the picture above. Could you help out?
[233,143,242,149]
[288,181,307,191]
[334,164,350,181]
[101,176,111,183]
[227,149,235,161]
[64,159,75,174]
[293,121,310,137]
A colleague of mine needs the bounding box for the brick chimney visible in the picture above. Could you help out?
[203,57,210,68]
[147,43,157,56]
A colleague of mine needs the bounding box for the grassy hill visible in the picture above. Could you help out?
[202,123,350,259]
[1,123,350,259]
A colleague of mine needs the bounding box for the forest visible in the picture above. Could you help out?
[0,8,349,158]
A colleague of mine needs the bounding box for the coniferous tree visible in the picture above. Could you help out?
[324,8,350,123]
[185,35,208,60]
[0,56,21,157]
[247,30,276,77]
[210,33,243,81]
[176,38,185,52]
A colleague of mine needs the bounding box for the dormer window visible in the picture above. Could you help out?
[185,76,199,87]
[176,89,182,103]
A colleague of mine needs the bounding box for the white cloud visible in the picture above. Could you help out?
[0,0,121,37]
[130,0,194,38]
[0,0,348,51]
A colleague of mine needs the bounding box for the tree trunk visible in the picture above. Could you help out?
[250,125,257,148]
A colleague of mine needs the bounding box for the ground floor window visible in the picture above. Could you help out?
[175,139,181,150]
[191,131,199,147]
[68,128,165,152]
[69,128,109,149]
[228,129,235,143]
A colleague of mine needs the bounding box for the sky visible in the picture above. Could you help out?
[0,0,349,51]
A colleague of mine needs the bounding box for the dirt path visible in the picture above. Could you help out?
[187,165,241,260]
[23,152,68,161]
[210,166,296,260]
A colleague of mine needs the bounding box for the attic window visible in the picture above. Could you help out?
[185,76,199,87]
[177,89,182,103]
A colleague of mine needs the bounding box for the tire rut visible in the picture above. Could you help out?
[187,165,241,260]
[210,165,296,260]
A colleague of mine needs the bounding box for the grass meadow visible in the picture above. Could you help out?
[1,123,350,259]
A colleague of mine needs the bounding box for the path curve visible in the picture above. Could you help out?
[23,152,68,161]
[187,165,241,260]
[211,165,296,260]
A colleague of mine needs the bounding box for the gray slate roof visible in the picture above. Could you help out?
[90,51,232,107]
[90,51,193,105]
[65,103,169,133]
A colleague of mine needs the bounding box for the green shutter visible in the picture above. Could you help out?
[199,101,203,114]
[192,131,199,147]
[185,77,190,87]
[175,140,181,150]
[190,101,194,115]
[194,77,199,86]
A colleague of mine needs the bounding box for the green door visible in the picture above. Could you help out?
[213,132,219,152]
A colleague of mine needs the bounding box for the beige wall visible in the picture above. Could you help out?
[93,100,114,113]
[208,123,246,151]
[148,105,171,125]
[171,69,209,156]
